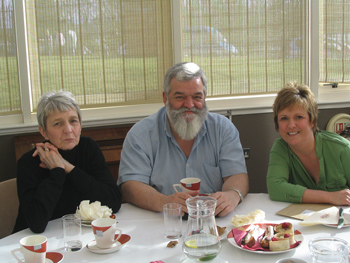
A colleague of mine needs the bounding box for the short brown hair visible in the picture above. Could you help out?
[273,82,319,133]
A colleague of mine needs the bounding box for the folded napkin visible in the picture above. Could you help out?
[300,206,350,226]
[75,200,113,221]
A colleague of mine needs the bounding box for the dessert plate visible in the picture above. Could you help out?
[86,234,131,254]
[227,223,303,254]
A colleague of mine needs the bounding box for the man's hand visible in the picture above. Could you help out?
[210,190,240,217]
[165,191,199,215]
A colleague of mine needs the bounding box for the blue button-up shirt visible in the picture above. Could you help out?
[118,107,247,195]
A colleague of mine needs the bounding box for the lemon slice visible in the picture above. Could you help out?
[185,239,197,248]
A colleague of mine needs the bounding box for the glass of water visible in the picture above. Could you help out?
[62,214,82,251]
[309,237,349,263]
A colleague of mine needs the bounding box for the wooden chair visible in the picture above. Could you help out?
[0,178,19,239]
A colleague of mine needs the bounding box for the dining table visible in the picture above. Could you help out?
[1,193,349,263]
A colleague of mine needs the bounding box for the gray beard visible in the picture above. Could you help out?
[166,102,208,140]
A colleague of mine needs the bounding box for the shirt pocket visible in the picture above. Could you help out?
[201,163,222,193]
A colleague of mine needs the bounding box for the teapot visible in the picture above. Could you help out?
[182,196,221,261]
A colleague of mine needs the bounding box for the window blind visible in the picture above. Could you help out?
[320,0,350,83]
[181,0,309,97]
[1,1,350,118]
[0,0,20,116]
[25,0,172,111]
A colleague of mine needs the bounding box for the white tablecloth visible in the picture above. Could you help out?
[1,193,349,263]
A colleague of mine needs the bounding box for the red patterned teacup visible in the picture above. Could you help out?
[11,235,47,263]
[173,177,201,192]
[91,218,122,249]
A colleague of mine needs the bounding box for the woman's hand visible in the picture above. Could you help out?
[329,189,350,206]
[33,142,68,171]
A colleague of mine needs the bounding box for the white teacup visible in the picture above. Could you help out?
[173,177,201,192]
[11,235,47,263]
[91,218,122,249]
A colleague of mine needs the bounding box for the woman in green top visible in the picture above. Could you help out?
[267,82,350,205]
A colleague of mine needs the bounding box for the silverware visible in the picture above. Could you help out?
[337,207,344,229]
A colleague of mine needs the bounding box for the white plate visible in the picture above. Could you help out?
[227,223,304,254]
[86,234,130,254]
[81,220,92,227]
[323,223,350,228]
[219,229,228,240]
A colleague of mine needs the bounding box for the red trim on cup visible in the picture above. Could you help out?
[23,242,47,253]
[92,225,112,234]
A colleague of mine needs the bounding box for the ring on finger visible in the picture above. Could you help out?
[45,148,49,152]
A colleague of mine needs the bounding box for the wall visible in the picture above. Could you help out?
[1,107,349,193]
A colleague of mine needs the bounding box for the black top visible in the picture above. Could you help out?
[13,136,122,233]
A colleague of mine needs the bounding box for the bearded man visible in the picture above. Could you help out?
[117,62,249,217]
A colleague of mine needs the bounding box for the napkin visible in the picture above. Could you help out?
[300,206,350,226]
[75,200,113,221]
[231,209,265,227]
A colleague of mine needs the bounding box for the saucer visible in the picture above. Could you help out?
[46,252,64,263]
[86,234,131,254]
[20,252,63,263]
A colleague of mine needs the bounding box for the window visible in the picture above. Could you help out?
[319,0,350,83]
[0,0,20,116]
[181,0,309,96]
[0,0,349,132]
[25,0,172,111]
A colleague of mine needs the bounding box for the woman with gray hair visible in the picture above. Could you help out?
[267,82,350,205]
[14,90,122,233]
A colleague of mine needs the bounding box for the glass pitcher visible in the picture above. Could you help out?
[182,196,221,261]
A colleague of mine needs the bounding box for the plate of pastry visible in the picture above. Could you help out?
[227,222,303,254]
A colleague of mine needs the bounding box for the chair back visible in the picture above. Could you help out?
[0,178,19,239]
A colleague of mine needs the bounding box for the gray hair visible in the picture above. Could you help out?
[163,62,207,97]
[36,90,82,131]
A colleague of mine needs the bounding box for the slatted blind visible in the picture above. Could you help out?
[1,1,350,118]
[319,0,350,83]
[181,0,309,97]
[25,0,172,111]
[0,0,20,116]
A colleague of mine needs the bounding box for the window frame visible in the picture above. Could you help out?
[1,0,349,136]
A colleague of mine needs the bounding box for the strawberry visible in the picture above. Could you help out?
[284,233,290,238]
[281,222,290,229]
[272,237,278,241]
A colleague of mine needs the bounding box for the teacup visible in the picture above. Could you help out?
[91,218,122,249]
[11,235,47,263]
[173,177,201,192]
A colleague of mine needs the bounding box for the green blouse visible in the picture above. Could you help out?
[267,131,350,203]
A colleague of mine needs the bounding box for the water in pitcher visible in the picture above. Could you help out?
[183,196,222,261]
